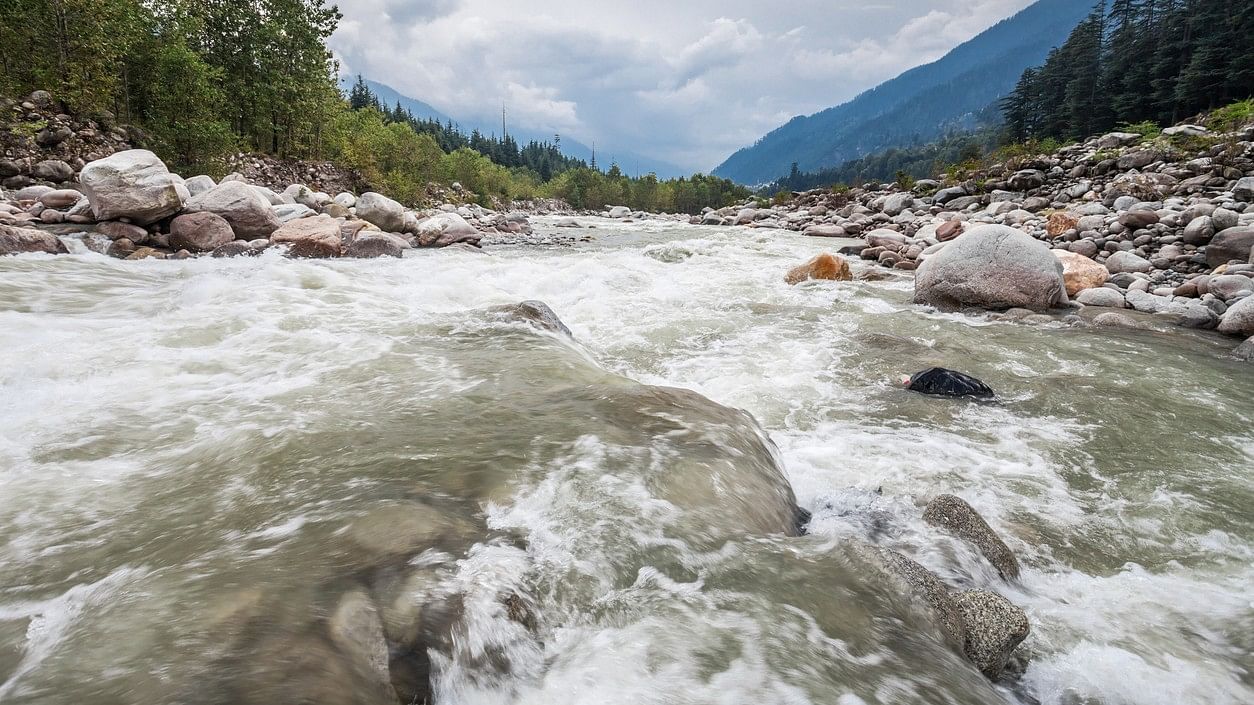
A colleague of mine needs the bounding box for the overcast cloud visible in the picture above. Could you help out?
[330,0,1036,172]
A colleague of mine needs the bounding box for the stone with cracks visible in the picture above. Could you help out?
[270,214,342,258]
[79,149,183,225]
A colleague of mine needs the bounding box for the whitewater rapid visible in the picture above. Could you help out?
[0,217,1250,705]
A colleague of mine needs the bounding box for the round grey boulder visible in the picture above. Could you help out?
[914,224,1068,311]
[1104,251,1153,274]
[1076,287,1127,308]
[355,192,407,232]
[169,212,236,253]
[184,181,281,239]
[1218,295,1254,337]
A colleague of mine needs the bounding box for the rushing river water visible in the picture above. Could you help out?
[0,218,1251,705]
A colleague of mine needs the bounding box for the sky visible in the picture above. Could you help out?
[329,0,1037,173]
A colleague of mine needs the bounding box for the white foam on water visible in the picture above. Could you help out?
[1,220,1251,703]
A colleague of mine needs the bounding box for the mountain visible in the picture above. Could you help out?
[348,78,689,179]
[712,0,1095,185]
[358,78,453,124]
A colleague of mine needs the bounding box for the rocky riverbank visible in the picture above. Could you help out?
[687,121,1254,360]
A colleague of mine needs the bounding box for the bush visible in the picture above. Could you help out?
[1208,99,1254,133]
[1118,120,1162,139]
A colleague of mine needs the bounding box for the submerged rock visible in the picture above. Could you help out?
[785,253,852,284]
[873,547,966,649]
[914,225,1068,311]
[488,300,573,337]
[329,589,395,701]
[923,494,1020,579]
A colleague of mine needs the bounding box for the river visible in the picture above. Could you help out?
[1,217,1251,705]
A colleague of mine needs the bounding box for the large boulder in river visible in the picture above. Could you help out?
[168,212,235,253]
[270,214,342,258]
[79,149,184,224]
[355,192,407,233]
[914,225,1068,311]
[785,253,852,285]
[1218,295,1254,337]
[344,232,405,259]
[1206,227,1254,267]
[415,212,480,247]
[923,495,1020,579]
[0,224,68,255]
[1053,250,1108,296]
[184,181,281,239]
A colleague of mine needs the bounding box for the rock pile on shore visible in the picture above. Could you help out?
[0,148,536,260]
[704,121,1254,357]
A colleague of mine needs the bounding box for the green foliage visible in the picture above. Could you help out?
[141,40,236,175]
[1118,121,1161,139]
[1004,0,1254,143]
[894,170,915,190]
[771,190,794,206]
[1208,99,1254,133]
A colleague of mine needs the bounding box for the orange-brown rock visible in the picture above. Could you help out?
[1053,250,1108,295]
[1046,212,1080,237]
[271,214,342,258]
[936,220,964,242]
[786,253,852,285]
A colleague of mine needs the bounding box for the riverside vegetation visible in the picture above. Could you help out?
[0,0,749,214]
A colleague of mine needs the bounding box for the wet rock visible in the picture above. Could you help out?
[79,149,184,224]
[1076,287,1126,308]
[0,224,68,256]
[1232,337,1254,361]
[95,220,149,242]
[923,495,1020,579]
[905,368,994,399]
[489,300,572,336]
[914,224,1068,311]
[169,212,235,253]
[785,253,852,285]
[211,241,257,258]
[873,548,966,649]
[954,590,1030,680]
[415,212,480,247]
[329,589,395,701]
[608,205,632,219]
[345,502,464,561]
[1218,296,1254,337]
[184,181,282,239]
[270,214,342,258]
[344,232,405,259]
[1092,311,1144,328]
[356,192,407,232]
[1053,250,1108,296]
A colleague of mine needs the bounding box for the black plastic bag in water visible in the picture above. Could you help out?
[904,367,995,399]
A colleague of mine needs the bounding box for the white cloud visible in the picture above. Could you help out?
[330,0,1037,172]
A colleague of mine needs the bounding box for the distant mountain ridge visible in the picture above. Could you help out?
[348,78,689,179]
[712,0,1095,185]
